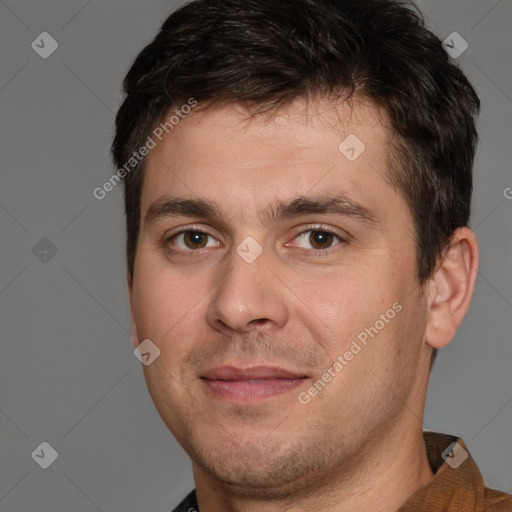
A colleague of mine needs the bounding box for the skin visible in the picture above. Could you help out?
[128,97,479,512]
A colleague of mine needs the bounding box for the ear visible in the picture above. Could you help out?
[424,227,479,350]
[127,270,140,349]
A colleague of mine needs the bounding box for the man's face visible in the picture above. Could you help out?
[129,98,433,496]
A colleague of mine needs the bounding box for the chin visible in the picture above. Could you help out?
[190,437,335,500]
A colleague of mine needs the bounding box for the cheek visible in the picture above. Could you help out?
[132,263,189,341]
[283,266,393,354]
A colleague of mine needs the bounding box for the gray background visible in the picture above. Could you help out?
[0,0,510,510]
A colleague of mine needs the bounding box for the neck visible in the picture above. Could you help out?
[193,426,434,512]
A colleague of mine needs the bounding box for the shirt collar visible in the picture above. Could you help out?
[398,432,486,511]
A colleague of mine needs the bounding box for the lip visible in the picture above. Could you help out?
[201,365,308,404]
[201,365,307,380]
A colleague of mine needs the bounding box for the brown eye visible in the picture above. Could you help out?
[183,231,208,249]
[169,230,219,251]
[308,231,335,249]
[293,229,343,251]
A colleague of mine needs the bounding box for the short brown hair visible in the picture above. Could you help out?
[112,0,480,286]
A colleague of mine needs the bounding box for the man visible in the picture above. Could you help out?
[111,0,512,510]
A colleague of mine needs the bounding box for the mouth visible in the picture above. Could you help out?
[200,365,309,403]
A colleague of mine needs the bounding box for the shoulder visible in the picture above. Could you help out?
[484,486,512,511]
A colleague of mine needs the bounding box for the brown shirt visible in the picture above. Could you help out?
[398,432,512,511]
[172,432,512,511]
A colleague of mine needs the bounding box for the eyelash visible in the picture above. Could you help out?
[166,229,219,254]
[291,227,345,256]
[165,224,346,256]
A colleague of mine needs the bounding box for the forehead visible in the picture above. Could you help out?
[139,97,403,226]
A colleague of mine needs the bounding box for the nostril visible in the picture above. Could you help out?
[251,318,269,325]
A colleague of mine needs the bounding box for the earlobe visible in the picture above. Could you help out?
[424,227,479,350]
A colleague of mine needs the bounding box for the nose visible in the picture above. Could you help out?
[206,243,290,334]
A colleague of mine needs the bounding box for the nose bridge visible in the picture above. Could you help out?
[206,239,289,333]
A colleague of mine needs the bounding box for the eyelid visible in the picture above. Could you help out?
[165,224,219,240]
[164,225,223,250]
[286,224,348,245]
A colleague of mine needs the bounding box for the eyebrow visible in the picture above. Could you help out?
[262,195,379,227]
[144,197,223,228]
[143,194,379,229]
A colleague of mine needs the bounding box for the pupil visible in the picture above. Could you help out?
[310,231,332,249]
